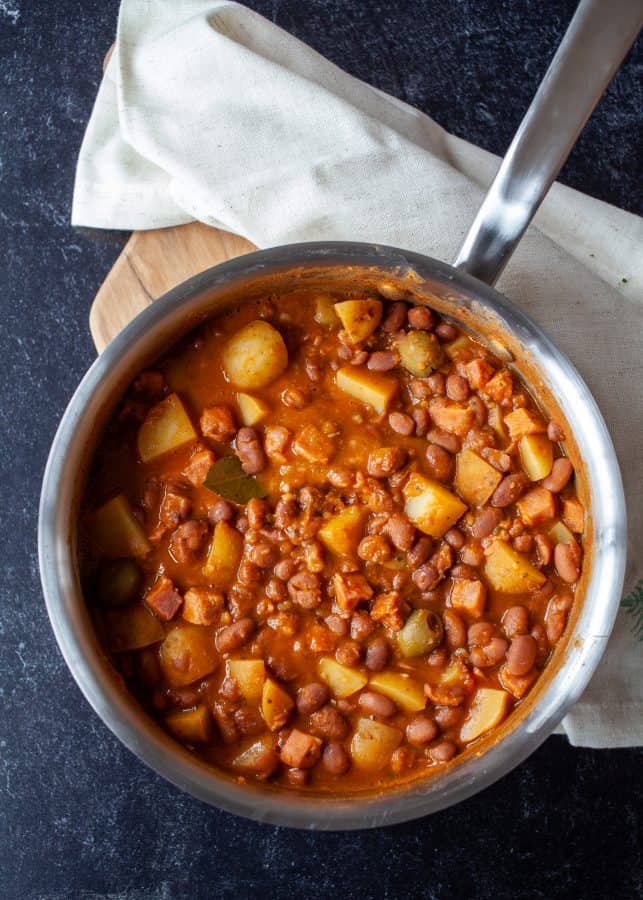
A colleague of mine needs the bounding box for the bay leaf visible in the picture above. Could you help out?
[203,456,267,503]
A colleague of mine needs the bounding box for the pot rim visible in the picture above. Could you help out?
[38,241,626,830]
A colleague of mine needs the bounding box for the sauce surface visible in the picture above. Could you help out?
[80,287,583,791]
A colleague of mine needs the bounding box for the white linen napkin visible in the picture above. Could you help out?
[72,0,643,748]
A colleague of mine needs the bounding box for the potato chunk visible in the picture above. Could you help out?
[519,433,554,481]
[350,717,403,771]
[222,320,288,389]
[334,299,382,343]
[103,604,164,653]
[403,473,468,539]
[516,487,556,526]
[203,520,243,587]
[165,705,213,744]
[368,672,426,713]
[313,294,339,328]
[137,393,197,462]
[227,659,266,703]
[318,657,368,698]
[232,737,279,779]
[336,366,398,414]
[90,494,150,559]
[262,678,295,731]
[460,688,511,743]
[483,540,546,593]
[455,449,502,506]
[318,506,367,556]
[548,519,574,545]
[236,392,270,426]
[159,623,218,687]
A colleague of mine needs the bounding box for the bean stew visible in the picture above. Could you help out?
[80,285,584,791]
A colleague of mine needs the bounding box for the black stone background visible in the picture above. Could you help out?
[1,1,641,898]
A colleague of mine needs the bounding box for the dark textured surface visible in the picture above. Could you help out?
[0,1,641,898]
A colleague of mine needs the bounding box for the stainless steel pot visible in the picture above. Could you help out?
[38,0,638,829]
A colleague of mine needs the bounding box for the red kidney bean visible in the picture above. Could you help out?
[506,634,537,676]
[502,606,530,638]
[435,323,458,342]
[444,528,465,550]
[325,614,348,636]
[287,767,309,786]
[309,704,349,741]
[305,358,323,382]
[426,427,461,453]
[407,536,433,569]
[468,622,495,647]
[266,576,287,602]
[274,558,297,581]
[381,301,408,332]
[406,713,439,745]
[349,350,370,366]
[491,473,528,507]
[545,591,574,644]
[554,542,581,583]
[446,374,469,401]
[249,542,279,568]
[408,306,436,330]
[433,706,462,729]
[542,458,574,493]
[365,636,390,671]
[235,427,266,475]
[208,499,236,524]
[358,691,397,718]
[296,682,330,715]
[412,406,431,436]
[409,378,432,400]
[368,350,398,371]
[430,740,457,762]
[470,637,508,668]
[323,742,351,775]
[427,372,446,395]
[335,639,362,667]
[469,394,488,426]
[534,533,553,567]
[412,563,440,592]
[547,421,566,442]
[513,534,533,553]
[384,513,416,551]
[427,647,449,667]
[350,611,376,641]
[531,623,549,658]
[450,563,478,580]
[459,544,484,567]
[471,507,503,540]
[443,609,466,650]
[426,444,454,482]
[215,618,255,652]
[388,410,415,435]
[532,578,555,603]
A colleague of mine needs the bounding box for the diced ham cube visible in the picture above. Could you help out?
[516,487,556,526]
[370,591,404,631]
[182,587,224,625]
[145,575,183,621]
[333,572,373,614]
[279,729,322,769]
[449,579,487,618]
[182,445,215,487]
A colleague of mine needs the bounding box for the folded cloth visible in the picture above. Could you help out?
[72,0,642,747]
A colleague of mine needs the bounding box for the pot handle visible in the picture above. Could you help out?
[454,0,642,286]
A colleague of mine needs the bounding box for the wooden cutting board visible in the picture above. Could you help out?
[89,222,255,352]
[88,46,256,353]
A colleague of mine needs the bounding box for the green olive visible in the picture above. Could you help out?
[397,609,444,658]
[96,559,143,608]
[396,330,444,376]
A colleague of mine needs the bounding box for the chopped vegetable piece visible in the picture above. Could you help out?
[403,473,468,538]
[137,393,197,462]
[483,540,546,593]
[318,657,368,698]
[232,738,279,779]
[222,320,289,389]
[203,520,244,587]
[90,494,150,559]
[227,659,266,703]
[313,294,339,328]
[351,717,403,770]
[159,623,218,687]
[334,299,383,343]
[549,519,575,545]
[318,506,367,556]
[460,688,511,742]
[103,605,164,653]
[262,678,295,731]
[368,672,426,713]
[165,705,213,744]
[519,434,554,481]
[455,449,503,506]
[336,365,398,414]
[96,559,142,608]
[236,392,270,426]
